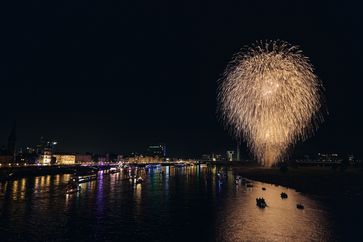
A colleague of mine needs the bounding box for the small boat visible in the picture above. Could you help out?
[136,177,143,184]
[256,198,267,208]
[109,167,119,174]
[280,192,288,199]
[71,174,97,183]
[297,203,304,209]
[262,187,266,191]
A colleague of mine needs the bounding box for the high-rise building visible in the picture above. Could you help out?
[147,144,166,157]
[7,121,16,162]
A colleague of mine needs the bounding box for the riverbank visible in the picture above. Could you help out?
[0,165,112,181]
[233,165,363,198]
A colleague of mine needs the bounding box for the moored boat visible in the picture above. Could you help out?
[109,167,119,174]
[256,198,267,208]
[280,192,288,199]
[297,203,304,209]
[71,174,97,183]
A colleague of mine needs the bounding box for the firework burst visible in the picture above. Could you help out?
[218,40,325,166]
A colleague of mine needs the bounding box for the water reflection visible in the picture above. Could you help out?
[0,166,337,241]
[216,177,335,241]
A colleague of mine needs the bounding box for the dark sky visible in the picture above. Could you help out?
[0,0,362,158]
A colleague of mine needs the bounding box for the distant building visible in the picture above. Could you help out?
[227,151,235,161]
[201,153,223,161]
[16,153,38,164]
[318,153,339,163]
[348,154,355,163]
[0,155,13,165]
[97,155,108,163]
[38,147,53,165]
[201,154,211,160]
[126,155,163,164]
[54,155,76,165]
[75,154,93,164]
[212,154,222,161]
[108,153,118,163]
[147,144,166,157]
[117,155,124,162]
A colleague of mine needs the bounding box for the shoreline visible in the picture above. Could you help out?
[2,164,362,200]
[0,165,112,181]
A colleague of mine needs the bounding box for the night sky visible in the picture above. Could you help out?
[0,1,362,158]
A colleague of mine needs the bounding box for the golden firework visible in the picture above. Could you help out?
[218,41,325,166]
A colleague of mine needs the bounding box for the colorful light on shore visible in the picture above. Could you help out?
[218,40,326,166]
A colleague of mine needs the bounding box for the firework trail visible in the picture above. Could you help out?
[218,40,325,166]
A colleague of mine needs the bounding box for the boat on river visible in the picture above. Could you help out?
[281,192,288,199]
[71,174,97,183]
[109,167,119,174]
[297,203,304,209]
[256,198,267,208]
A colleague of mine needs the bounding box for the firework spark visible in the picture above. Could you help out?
[218,40,325,166]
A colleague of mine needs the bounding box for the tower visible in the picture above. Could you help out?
[7,121,16,163]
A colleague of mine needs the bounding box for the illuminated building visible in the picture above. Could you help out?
[213,154,222,161]
[126,155,163,164]
[201,154,222,161]
[53,155,76,165]
[38,148,53,165]
[227,151,235,161]
[318,153,339,163]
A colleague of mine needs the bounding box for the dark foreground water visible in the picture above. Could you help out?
[0,166,341,241]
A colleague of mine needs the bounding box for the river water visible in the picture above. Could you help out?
[0,165,339,241]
